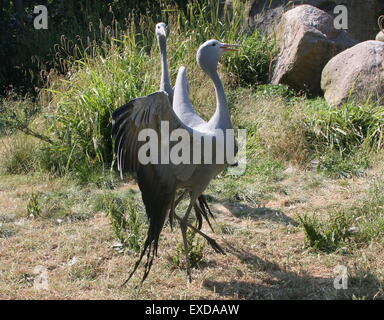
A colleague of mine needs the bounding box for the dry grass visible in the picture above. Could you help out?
[1,88,384,299]
[0,134,40,175]
[1,154,384,300]
[256,98,309,165]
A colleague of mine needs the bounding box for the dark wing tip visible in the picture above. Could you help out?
[111,100,135,138]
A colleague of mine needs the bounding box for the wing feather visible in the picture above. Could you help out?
[173,67,206,127]
[111,91,196,282]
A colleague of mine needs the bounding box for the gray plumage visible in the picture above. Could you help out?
[157,23,219,234]
[112,38,239,283]
[156,22,173,104]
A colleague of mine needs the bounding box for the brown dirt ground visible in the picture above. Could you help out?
[0,160,383,300]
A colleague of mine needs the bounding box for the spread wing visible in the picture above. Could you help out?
[111,90,196,282]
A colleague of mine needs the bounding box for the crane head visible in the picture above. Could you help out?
[155,22,168,39]
[196,39,239,74]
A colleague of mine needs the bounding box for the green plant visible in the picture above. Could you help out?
[243,91,384,171]
[0,134,39,175]
[223,30,278,87]
[68,261,99,282]
[169,229,205,269]
[304,99,384,157]
[298,211,354,253]
[0,0,192,95]
[0,226,16,238]
[1,0,279,179]
[254,84,295,100]
[299,175,384,252]
[255,95,310,164]
[352,178,384,244]
[316,149,370,178]
[104,195,145,253]
[27,192,41,219]
[217,223,236,235]
[0,93,51,142]
[39,0,249,174]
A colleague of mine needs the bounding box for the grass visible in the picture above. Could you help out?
[232,90,384,176]
[298,211,354,253]
[0,150,383,299]
[299,176,384,253]
[0,134,40,175]
[1,0,192,94]
[0,0,384,300]
[4,1,382,182]
[1,0,277,178]
[168,229,206,270]
[101,193,146,253]
[26,192,42,219]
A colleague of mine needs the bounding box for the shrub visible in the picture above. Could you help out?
[27,192,42,219]
[102,194,146,253]
[298,211,354,253]
[169,229,205,269]
[223,30,278,87]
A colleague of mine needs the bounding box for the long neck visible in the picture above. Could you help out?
[207,69,232,130]
[158,38,172,96]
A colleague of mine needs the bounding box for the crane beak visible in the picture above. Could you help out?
[220,44,240,52]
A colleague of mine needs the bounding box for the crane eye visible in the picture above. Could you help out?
[212,43,216,46]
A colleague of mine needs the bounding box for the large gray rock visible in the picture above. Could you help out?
[271,5,356,95]
[321,41,384,107]
[247,0,384,42]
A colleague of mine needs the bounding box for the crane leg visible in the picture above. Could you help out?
[180,201,193,283]
[174,214,225,255]
[175,191,186,207]
[169,191,186,231]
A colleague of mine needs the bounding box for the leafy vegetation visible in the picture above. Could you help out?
[299,177,384,253]
[101,193,146,253]
[224,30,278,87]
[169,229,206,269]
[0,0,195,95]
[246,93,384,174]
[1,0,277,178]
[0,134,40,174]
[298,211,353,253]
[26,191,42,219]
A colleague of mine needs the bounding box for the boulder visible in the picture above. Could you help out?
[321,41,384,106]
[271,5,356,95]
[247,0,384,42]
[246,0,287,34]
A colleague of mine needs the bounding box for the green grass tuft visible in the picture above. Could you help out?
[102,193,146,253]
[169,229,205,270]
[299,176,384,252]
